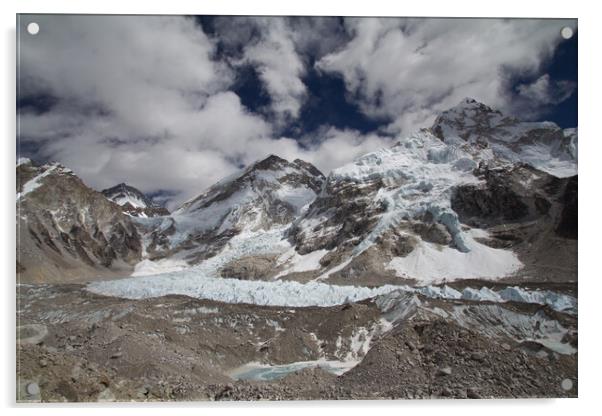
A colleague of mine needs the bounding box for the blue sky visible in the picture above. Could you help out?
[17,15,577,207]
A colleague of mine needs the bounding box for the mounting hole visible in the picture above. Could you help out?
[561,26,573,40]
[561,378,573,391]
[27,22,40,35]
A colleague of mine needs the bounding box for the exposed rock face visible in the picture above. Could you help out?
[410,222,453,245]
[556,176,578,239]
[290,176,387,254]
[102,183,169,218]
[288,129,486,283]
[282,99,577,284]
[326,245,413,287]
[220,255,277,280]
[17,159,141,283]
[450,163,577,281]
[451,163,554,227]
[177,155,324,218]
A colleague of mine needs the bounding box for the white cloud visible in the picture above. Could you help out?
[18,15,273,208]
[238,18,308,121]
[296,127,394,173]
[211,16,348,123]
[516,74,576,104]
[18,15,394,209]
[18,16,576,209]
[316,17,577,135]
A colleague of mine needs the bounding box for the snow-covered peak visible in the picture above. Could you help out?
[189,155,294,200]
[289,128,579,284]
[149,155,325,261]
[102,183,168,218]
[431,99,577,177]
[175,155,324,216]
[103,183,152,209]
[433,98,547,143]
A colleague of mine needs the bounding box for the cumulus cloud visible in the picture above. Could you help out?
[17,16,576,209]
[210,16,349,123]
[297,127,393,173]
[316,17,577,134]
[241,19,307,121]
[211,17,309,122]
[18,15,392,208]
[18,15,273,207]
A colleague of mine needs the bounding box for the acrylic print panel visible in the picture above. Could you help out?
[16,14,577,402]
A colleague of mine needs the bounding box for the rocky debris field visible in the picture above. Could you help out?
[17,282,577,402]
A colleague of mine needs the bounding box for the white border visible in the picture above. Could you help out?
[2,1,600,415]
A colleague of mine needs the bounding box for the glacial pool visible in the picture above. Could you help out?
[229,360,357,381]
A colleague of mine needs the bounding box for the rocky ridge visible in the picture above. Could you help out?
[17,159,141,283]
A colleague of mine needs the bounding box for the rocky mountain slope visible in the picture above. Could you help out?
[283,99,578,285]
[135,155,326,269]
[102,183,169,218]
[17,159,142,283]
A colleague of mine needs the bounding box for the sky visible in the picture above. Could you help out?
[17,15,577,209]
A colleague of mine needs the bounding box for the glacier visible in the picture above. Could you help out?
[87,271,403,307]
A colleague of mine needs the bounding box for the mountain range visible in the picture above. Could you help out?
[16,98,577,286]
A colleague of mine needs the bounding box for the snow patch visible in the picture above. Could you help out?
[275,247,329,277]
[113,194,148,209]
[17,157,32,167]
[386,234,522,284]
[274,184,317,212]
